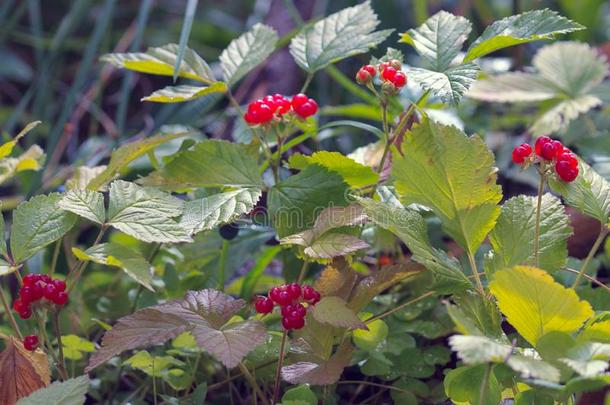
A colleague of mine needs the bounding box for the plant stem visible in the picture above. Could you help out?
[571,225,608,288]
[0,287,22,339]
[296,260,309,284]
[563,267,610,292]
[217,239,229,291]
[338,380,412,394]
[272,330,288,404]
[37,313,68,380]
[52,311,68,380]
[364,291,435,324]
[238,362,270,405]
[300,73,313,93]
[479,363,492,405]
[533,170,546,267]
[468,251,485,296]
[208,359,277,391]
[49,239,61,276]
[67,225,107,292]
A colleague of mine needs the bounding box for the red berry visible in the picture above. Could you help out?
[549,140,564,158]
[276,290,292,306]
[31,281,45,301]
[19,286,36,304]
[23,335,38,351]
[281,304,294,317]
[302,285,316,301]
[291,93,309,108]
[309,291,321,305]
[378,62,390,72]
[269,287,282,304]
[381,66,397,82]
[43,284,58,301]
[392,72,407,88]
[557,152,578,168]
[356,69,372,84]
[534,136,551,157]
[286,283,301,300]
[255,296,274,314]
[555,160,579,182]
[512,143,533,164]
[39,275,51,284]
[292,303,307,317]
[18,306,32,320]
[293,100,318,118]
[23,274,38,286]
[288,313,305,330]
[54,291,69,306]
[379,255,392,266]
[273,94,291,114]
[244,111,257,125]
[13,298,27,313]
[52,279,66,292]
[362,65,376,76]
[281,316,294,330]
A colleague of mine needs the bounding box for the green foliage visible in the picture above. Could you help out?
[290,1,392,73]
[311,296,366,329]
[16,375,90,405]
[288,151,379,188]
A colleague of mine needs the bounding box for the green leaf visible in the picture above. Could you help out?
[58,189,106,224]
[281,338,353,385]
[302,232,369,260]
[281,385,318,405]
[268,165,349,238]
[447,292,505,339]
[124,351,183,377]
[101,43,215,83]
[407,63,480,105]
[548,160,610,226]
[0,145,45,185]
[87,131,192,191]
[485,194,572,275]
[61,335,95,361]
[180,189,261,236]
[444,364,501,405]
[312,296,366,330]
[560,342,610,377]
[290,1,392,73]
[449,335,560,382]
[66,166,107,191]
[106,180,191,243]
[141,140,263,189]
[10,193,77,263]
[219,23,278,85]
[466,72,557,102]
[288,151,379,188]
[464,9,583,62]
[489,266,594,346]
[87,289,267,371]
[392,119,502,256]
[353,313,388,352]
[530,95,603,137]
[0,201,6,259]
[240,246,282,299]
[400,11,471,71]
[141,82,227,103]
[0,258,17,277]
[73,242,154,291]
[16,375,90,405]
[356,197,471,293]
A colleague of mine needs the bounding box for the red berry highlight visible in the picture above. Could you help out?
[392,72,407,88]
[555,159,579,182]
[23,335,39,351]
[381,66,397,82]
[255,296,274,314]
[512,143,533,164]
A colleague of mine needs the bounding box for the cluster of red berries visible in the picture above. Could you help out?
[356,59,407,91]
[244,93,318,125]
[13,274,68,320]
[23,335,39,351]
[512,136,579,182]
[254,283,321,330]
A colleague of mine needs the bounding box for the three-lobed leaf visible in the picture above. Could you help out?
[10,193,77,263]
[489,266,594,347]
[220,23,278,85]
[392,119,502,256]
[289,1,392,73]
[58,189,105,224]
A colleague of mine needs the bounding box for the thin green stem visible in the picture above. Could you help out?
[533,170,546,267]
[37,313,68,380]
[571,225,608,288]
[468,251,485,296]
[52,311,68,381]
[67,225,107,292]
[272,330,288,404]
[364,291,435,324]
[479,363,492,405]
[300,73,313,93]
[49,239,61,276]
[238,362,270,405]
[0,287,22,339]
[563,267,610,292]
[217,239,229,291]
[296,261,309,284]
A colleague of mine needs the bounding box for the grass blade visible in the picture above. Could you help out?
[173,0,198,82]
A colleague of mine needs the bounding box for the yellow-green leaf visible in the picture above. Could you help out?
[288,151,379,188]
[141,82,227,103]
[393,118,502,255]
[0,121,41,159]
[489,266,594,347]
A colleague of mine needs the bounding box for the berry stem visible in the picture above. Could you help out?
[364,291,436,324]
[300,73,313,93]
[0,287,23,339]
[272,330,288,404]
[52,311,68,380]
[217,239,229,291]
[238,362,270,405]
[49,239,62,276]
[296,260,309,284]
[37,313,68,380]
[533,169,546,267]
[571,224,608,288]
[468,251,486,296]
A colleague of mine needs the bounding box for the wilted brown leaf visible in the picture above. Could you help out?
[0,336,50,405]
[314,258,359,300]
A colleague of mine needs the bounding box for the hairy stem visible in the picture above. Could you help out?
[272,330,288,404]
[533,169,546,267]
[365,291,435,324]
[0,287,22,339]
[571,225,608,288]
[238,362,270,405]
